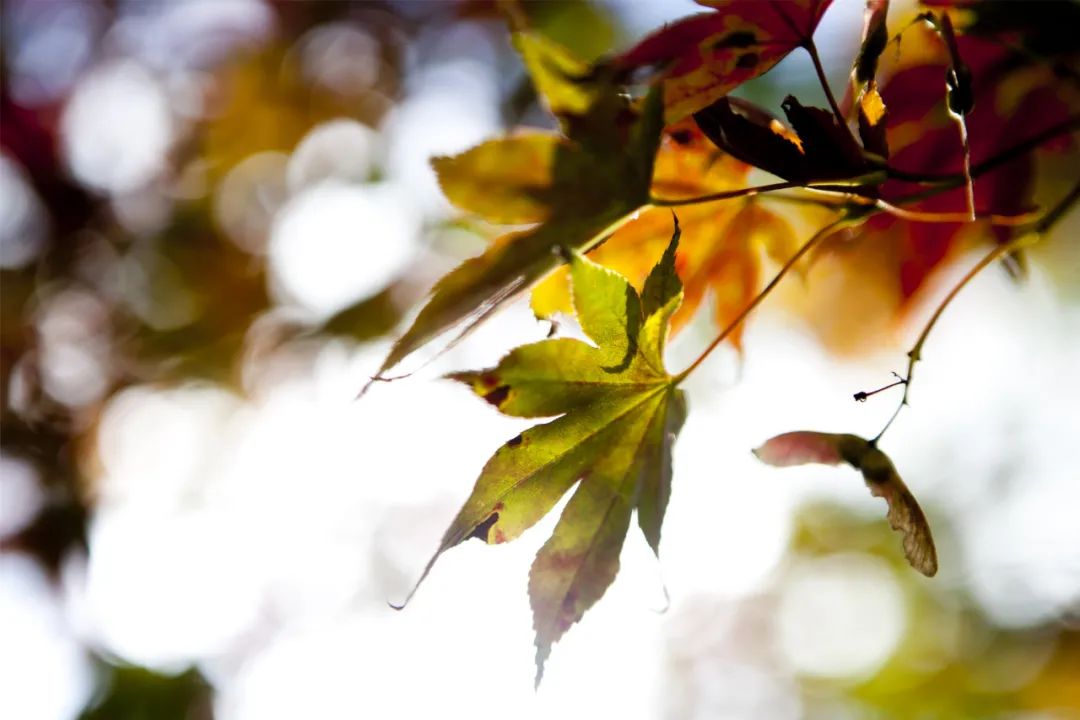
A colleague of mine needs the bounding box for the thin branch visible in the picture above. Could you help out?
[674,216,854,384]
[874,200,1039,226]
[761,192,852,209]
[651,178,883,208]
[656,114,1077,214]
[649,182,798,207]
[854,373,907,402]
[952,113,976,221]
[872,178,1080,443]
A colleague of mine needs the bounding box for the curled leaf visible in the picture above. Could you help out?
[853,0,889,87]
[939,13,974,117]
[694,95,875,184]
[753,431,938,576]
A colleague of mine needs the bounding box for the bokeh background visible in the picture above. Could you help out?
[2,1,1079,718]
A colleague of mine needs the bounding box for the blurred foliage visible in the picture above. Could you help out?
[788,503,1080,718]
[79,665,213,720]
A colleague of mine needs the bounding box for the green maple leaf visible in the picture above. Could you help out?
[366,44,664,386]
[398,221,687,685]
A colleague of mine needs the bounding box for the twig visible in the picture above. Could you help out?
[854,373,907,402]
[674,216,855,384]
[874,200,1038,226]
[649,182,797,207]
[805,38,851,138]
[872,178,1080,443]
[952,113,976,222]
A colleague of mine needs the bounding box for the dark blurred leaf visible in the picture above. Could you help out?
[79,665,213,720]
[861,23,1078,305]
[923,0,1080,62]
[939,13,975,116]
[694,95,876,184]
[0,417,88,580]
[853,0,890,86]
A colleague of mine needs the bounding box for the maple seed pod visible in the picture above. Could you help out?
[753,431,938,577]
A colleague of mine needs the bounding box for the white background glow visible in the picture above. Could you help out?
[776,554,906,678]
[0,556,93,720]
[61,60,173,195]
[268,181,419,318]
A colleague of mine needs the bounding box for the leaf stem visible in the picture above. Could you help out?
[650,180,877,208]
[674,216,853,384]
[805,38,850,131]
[872,178,1080,443]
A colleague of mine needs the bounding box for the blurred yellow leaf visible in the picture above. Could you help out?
[532,125,798,350]
[513,31,597,118]
[432,133,567,224]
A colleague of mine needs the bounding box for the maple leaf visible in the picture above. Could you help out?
[694,95,879,185]
[842,14,1078,308]
[399,224,688,685]
[753,431,938,576]
[531,122,800,350]
[366,73,664,384]
[430,131,602,225]
[611,0,833,122]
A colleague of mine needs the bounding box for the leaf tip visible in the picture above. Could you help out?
[533,644,550,690]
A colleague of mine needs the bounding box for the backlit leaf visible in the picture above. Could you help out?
[513,31,598,119]
[611,0,834,122]
[754,431,938,576]
[404,226,688,684]
[532,154,799,352]
[857,82,890,159]
[370,85,665,381]
[432,133,571,224]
